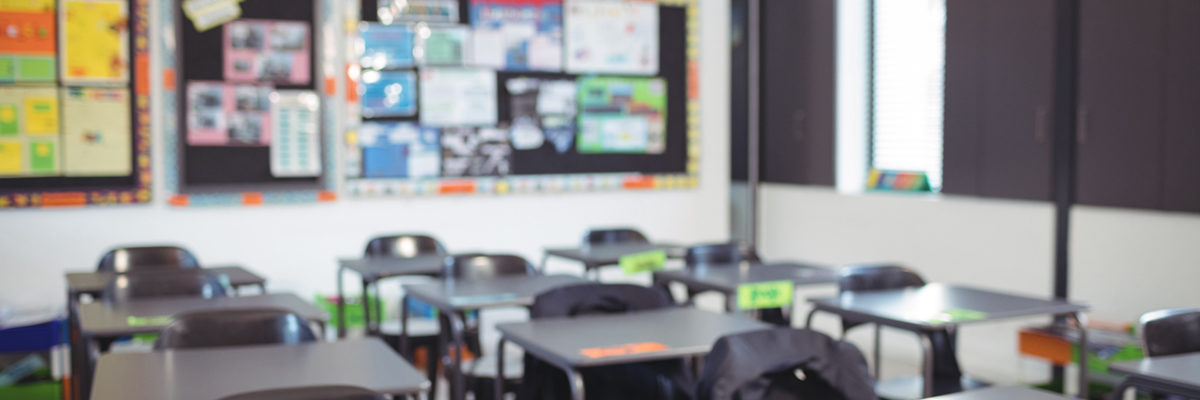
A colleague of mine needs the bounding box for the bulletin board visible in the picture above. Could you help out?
[163,0,338,206]
[342,0,699,197]
[0,0,152,209]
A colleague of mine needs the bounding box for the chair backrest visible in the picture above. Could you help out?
[445,253,536,280]
[363,234,446,258]
[531,283,674,319]
[1140,308,1200,357]
[101,270,227,303]
[837,265,925,293]
[685,242,762,269]
[583,228,649,246]
[96,245,200,273]
[218,385,388,400]
[696,328,876,400]
[155,308,318,350]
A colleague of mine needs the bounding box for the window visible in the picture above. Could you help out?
[871,0,946,190]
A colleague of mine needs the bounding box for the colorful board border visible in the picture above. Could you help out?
[0,0,152,209]
[161,0,340,207]
[341,0,699,198]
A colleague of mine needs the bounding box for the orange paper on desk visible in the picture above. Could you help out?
[580,342,668,359]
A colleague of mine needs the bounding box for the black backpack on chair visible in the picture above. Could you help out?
[697,328,877,400]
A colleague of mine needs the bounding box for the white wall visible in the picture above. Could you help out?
[0,0,731,311]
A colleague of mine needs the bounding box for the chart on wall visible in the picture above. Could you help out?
[0,0,151,208]
[345,0,698,197]
[167,0,336,206]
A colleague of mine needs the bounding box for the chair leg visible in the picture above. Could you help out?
[873,324,882,380]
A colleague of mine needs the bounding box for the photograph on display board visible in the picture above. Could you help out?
[441,126,511,177]
[0,85,59,176]
[418,67,497,127]
[0,0,57,83]
[377,0,459,24]
[359,121,440,179]
[186,81,274,147]
[564,0,658,75]
[269,90,322,178]
[360,70,418,118]
[60,0,130,84]
[505,76,576,153]
[414,24,469,66]
[224,19,312,85]
[469,0,563,71]
[358,23,416,70]
[577,76,666,154]
[61,87,131,177]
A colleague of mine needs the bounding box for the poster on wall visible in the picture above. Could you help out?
[506,76,576,152]
[224,19,311,85]
[358,23,415,70]
[414,24,468,66]
[418,67,497,127]
[186,81,273,146]
[359,121,440,178]
[0,0,57,82]
[469,0,563,71]
[377,0,459,24]
[360,70,417,118]
[441,127,511,177]
[576,76,666,154]
[564,0,657,75]
[0,85,60,176]
[269,90,321,177]
[60,0,130,84]
[61,87,131,176]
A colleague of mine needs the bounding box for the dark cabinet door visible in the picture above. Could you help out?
[977,0,1055,200]
[759,0,835,186]
[1076,0,1166,209]
[1162,0,1200,212]
[942,0,1054,200]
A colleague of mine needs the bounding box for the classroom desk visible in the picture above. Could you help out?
[90,338,429,400]
[806,283,1090,399]
[1110,352,1200,399]
[402,274,587,400]
[78,293,327,339]
[336,256,445,337]
[64,266,267,400]
[924,386,1073,399]
[652,262,837,310]
[541,243,686,277]
[495,307,771,400]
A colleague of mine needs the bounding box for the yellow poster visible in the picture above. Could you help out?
[62,87,130,176]
[0,0,55,12]
[23,94,57,134]
[61,0,129,83]
[0,140,21,174]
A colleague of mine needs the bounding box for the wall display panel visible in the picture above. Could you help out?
[0,0,151,209]
[345,0,698,197]
[163,0,339,206]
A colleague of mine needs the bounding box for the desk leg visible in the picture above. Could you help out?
[919,332,935,398]
[873,324,883,379]
[804,308,820,328]
[257,282,266,294]
[1069,312,1089,399]
[1110,378,1134,400]
[566,367,586,400]
[67,291,82,400]
[361,279,373,336]
[495,337,507,400]
[400,294,410,358]
[337,266,346,339]
[539,253,550,274]
[447,312,468,400]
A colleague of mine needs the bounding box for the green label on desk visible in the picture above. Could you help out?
[620,250,667,275]
[927,308,988,324]
[737,280,794,310]
[126,315,173,326]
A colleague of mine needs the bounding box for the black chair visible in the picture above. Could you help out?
[679,242,786,325]
[155,308,318,350]
[101,270,227,303]
[837,265,965,395]
[517,283,694,400]
[696,327,877,400]
[585,228,650,246]
[362,234,446,396]
[1140,308,1200,357]
[444,253,536,400]
[218,385,389,400]
[96,245,200,273]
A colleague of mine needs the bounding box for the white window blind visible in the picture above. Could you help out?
[871,0,946,189]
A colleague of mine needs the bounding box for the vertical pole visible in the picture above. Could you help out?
[1051,0,1080,391]
[747,0,762,246]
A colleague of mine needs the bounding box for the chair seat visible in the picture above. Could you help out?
[462,353,524,380]
[378,318,440,337]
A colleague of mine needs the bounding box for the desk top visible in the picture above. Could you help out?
[65,266,264,295]
[924,386,1072,399]
[78,293,327,337]
[403,275,586,311]
[653,262,837,293]
[544,243,686,265]
[337,255,445,281]
[497,307,769,368]
[90,338,428,400]
[1111,352,1200,391]
[808,283,1088,331]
